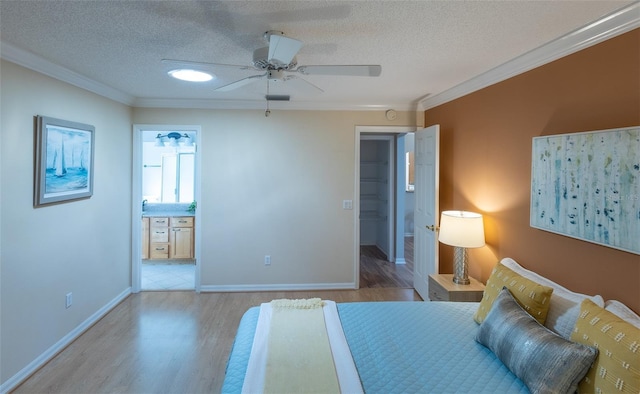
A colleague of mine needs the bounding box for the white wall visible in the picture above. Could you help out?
[132,108,416,289]
[0,61,133,385]
[0,58,415,388]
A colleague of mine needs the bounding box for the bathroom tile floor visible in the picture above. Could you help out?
[141,262,195,291]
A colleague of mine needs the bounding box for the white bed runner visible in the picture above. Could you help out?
[241,300,363,394]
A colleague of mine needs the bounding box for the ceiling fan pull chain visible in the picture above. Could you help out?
[265,80,271,117]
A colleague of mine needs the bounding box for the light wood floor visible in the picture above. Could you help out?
[14,237,417,393]
[360,236,414,288]
[13,288,420,394]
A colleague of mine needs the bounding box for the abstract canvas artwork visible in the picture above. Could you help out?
[531,126,639,255]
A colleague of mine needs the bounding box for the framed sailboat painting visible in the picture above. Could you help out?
[34,115,95,207]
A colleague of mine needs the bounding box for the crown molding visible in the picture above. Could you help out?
[132,97,415,111]
[419,2,640,111]
[0,40,412,111]
[3,2,637,112]
[1,42,135,106]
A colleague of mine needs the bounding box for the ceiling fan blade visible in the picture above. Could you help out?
[283,75,324,94]
[296,65,382,77]
[161,59,253,71]
[268,34,303,66]
[214,73,267,91]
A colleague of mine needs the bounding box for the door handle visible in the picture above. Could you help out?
[426,225,438,231]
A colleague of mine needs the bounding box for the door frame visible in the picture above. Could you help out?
[131,124,202,293]
[354,125,416,288]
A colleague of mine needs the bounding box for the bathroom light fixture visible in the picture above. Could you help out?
[168,69,214,82]
[438,210,485,285]
[154,132,193,147]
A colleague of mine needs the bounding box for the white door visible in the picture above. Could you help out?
[413,125,440,300]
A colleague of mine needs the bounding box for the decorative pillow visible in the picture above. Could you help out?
[500,257,605,338]
[474,262,554,325]
[476,288,598,394]
[605,300,640,329]
[571,299,640,393]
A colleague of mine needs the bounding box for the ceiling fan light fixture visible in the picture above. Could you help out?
[267,70,285,81]
[168,69,214,82]
[265,94,290,101]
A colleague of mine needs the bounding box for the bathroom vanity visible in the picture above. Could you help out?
[142,204,195,260]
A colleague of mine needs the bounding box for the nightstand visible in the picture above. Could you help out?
[428,274,485,302]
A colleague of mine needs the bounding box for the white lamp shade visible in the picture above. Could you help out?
[438,210,485,248]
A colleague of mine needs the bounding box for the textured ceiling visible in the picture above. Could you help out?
[0,1,636,110]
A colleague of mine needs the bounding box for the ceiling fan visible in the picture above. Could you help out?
[162,31,382,96]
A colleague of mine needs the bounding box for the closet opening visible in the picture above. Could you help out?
[358,131,415,288]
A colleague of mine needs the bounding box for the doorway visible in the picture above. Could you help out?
[132,124,202,293]
[355,126,416,288]
[359,135,394,260]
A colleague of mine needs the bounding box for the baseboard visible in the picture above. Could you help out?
[395,258,407,265]
[200,282,357,292]
[0,287,132,394]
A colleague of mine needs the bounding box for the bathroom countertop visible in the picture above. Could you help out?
[142,211,195,217]
[142,203,195,217]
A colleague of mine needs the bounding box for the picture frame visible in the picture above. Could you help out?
[34,115,95,207]
[530,126,639,255]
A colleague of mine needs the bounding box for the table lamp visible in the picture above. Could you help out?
[438,210,485,285]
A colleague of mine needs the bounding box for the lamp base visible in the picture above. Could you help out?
[452,246,470,285]
[453,277,470,285]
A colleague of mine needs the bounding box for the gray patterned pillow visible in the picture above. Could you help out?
[475,287,597,394]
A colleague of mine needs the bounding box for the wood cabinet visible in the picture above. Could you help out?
[143,216,194,260]
[428,274,485,302]
[169,217,194,259]
[149,217,170,259]
[142,217,149,259]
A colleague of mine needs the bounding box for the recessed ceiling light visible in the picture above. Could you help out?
[168,69,214,82]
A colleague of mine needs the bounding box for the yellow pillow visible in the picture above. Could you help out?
[474,262,553,325]
[571,299,640,394]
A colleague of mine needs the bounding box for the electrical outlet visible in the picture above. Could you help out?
[342,199,353,210]
[65,292,73,309]
[264,255,271,266]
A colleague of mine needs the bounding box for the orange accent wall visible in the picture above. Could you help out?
[426,29,640,313]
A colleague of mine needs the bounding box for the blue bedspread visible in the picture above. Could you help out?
[222,301,529,393]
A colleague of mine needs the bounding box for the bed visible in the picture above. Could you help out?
[222,258,640,394]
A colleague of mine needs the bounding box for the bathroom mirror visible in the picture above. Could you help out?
[142,130,195,203]
[406,151,415,192]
